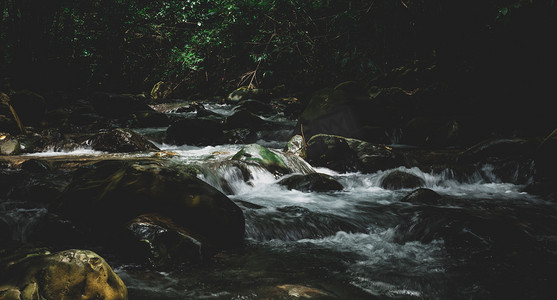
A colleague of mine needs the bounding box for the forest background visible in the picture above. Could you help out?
[1,0,555,101]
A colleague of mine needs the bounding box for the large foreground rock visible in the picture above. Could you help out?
[56,160,245,250]
[0,249,127,300]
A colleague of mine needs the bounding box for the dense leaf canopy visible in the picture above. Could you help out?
[1,0,556,97]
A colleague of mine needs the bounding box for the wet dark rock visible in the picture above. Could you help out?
[221,128,258,144]
[460,138,537,163]
[402,117,463,147]
[523,179,557,202]
[0,248,128,300]
[225,110,266,130]
[400,188,443,205]
[19,159,53,172]
[306,134,398,173]
[175,102,221,118]
[89,92,153,119]
[236,99,274,115]
[458,138,538,184]
[165,118,224,146]
[380,170,425,190]
[278,173,343,192]
[56,160,245,250]
[88,128,160,153]
[121,213,206,268]
[128,109,170,128]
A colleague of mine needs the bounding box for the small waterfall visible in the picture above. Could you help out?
[386,128,403,145]
[0,205,47,242]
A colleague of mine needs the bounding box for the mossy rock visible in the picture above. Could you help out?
[231,144,290,175]
[0,133,21,155]
[150,81,173,100]
[0,249,127,300]
[227,86,271,102]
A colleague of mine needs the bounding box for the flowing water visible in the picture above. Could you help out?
[3,102,557,299]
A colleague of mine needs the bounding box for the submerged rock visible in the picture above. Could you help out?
[278,173,343,192]
[57,160,245,250]
[0,249,127,300]
[400,188,443,205]
[306,134,398,173]
[87,128,160,153]
[380,170,425,190]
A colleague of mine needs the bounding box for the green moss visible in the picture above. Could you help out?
[232,144,290,175]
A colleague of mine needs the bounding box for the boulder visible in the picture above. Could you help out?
[122,213,205,267]
[165,118,224,146]
[128,110,170,128]
[56,160,245,249]
[231,144,291,175]
[225,110,266,130]
[227,86,271,102]
[380,170,425,190]
[278,173,343,192]
[0,133,21,155]
[306,134,398,173]
[221,128,258,144]
[235,99,274,115]
[87,128,160,153]
[0,249,127,300]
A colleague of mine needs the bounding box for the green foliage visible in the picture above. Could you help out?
[1,0,556,95]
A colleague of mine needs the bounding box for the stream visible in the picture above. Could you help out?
[3,102,557,299]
